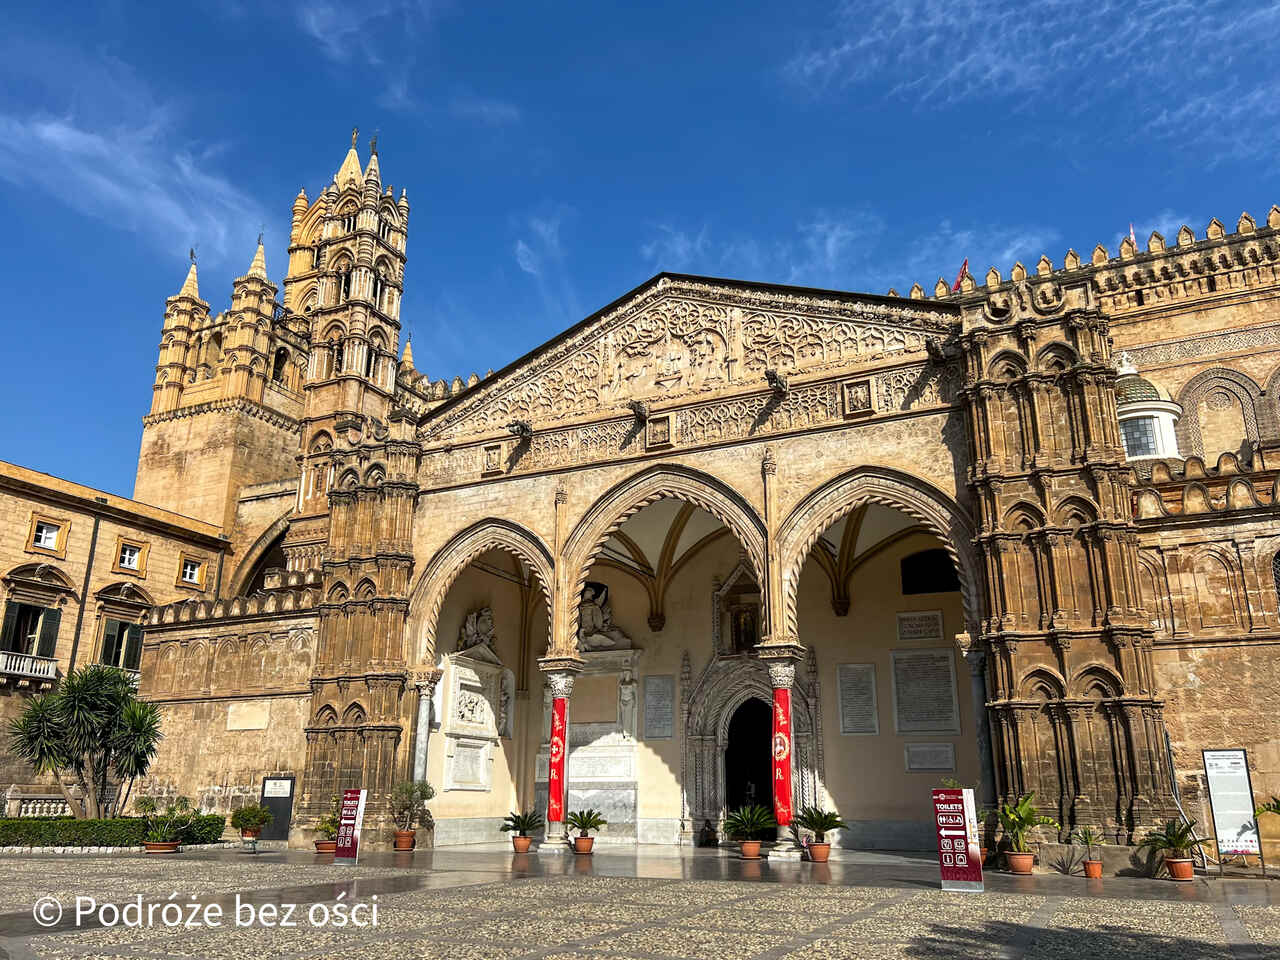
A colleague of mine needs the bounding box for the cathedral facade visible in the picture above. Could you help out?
[6,137,1280,857]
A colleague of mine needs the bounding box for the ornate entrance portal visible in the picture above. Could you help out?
[681,655,822,841]
[724,698,774,837]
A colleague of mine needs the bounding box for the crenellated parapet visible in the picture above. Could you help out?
[146,570,321,626]
[892,207,1280,328]
[1130,451,1280,520]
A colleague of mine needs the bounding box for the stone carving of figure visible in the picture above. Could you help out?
[498,668,515,739]
[618,668,637,740]
[578,583,630,651]
[458,607,496,651]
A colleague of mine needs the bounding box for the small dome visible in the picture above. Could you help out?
[1116,373,1160,403]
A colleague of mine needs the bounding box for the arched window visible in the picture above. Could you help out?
[372,271,386,310]
[338,267,352,302]
[311,246,323,269]
[340,208,357,233]
[271,348,288,384]
[332,338,344,375]
[365,342,377,378]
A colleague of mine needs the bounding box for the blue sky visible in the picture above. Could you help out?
[3,0,1278,499]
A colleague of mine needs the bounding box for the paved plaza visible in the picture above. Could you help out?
[0,848,1277,959]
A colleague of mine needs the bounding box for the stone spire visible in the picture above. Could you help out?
[177,260,199,299]
[364,135,381,186]
[401,337,414,369]
[245,237,268,280]
[335,127,362,188]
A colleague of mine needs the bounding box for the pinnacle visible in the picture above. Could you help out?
[335,142,362,188]
[178,262,199,299]
[246,239,268,280]
[402,338,414,368]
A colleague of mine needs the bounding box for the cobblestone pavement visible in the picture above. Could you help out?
[0,850,1277,959]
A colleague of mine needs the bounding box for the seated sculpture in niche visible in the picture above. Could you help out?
[458,606,496,651]
[578,582,632,651]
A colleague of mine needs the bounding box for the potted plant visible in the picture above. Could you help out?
[1072,825,1107,879]
[723,804,776,860]
[314,795,340,853]
[1139,819,1208,881]
[500,809,544,853]
[230,802,274,841]
[137,795,197,853]
[793,805,847,863]
[997,792,1059,875]
[390,780,436,851]
[566,808,608,854]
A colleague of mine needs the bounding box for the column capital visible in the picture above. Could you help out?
[539,655,583,699]
[412,668,443,692]
[758,637,805,688]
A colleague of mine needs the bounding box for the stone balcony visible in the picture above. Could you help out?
[0,649,58,687]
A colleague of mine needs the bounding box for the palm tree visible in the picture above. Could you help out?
[8,664,163,818]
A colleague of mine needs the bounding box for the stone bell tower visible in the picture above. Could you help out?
[289,133,422,834]
[134,241,306,537]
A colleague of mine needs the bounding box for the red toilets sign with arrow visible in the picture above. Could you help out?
[932,788,983,892]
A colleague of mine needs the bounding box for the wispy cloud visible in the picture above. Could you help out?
[782,1,1280,155]
[0,43,270,267]
[514,208,583,324]
[641,213,1062,294]
[295,0,435,65]
[450,94,521,126]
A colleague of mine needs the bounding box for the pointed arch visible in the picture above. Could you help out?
[778,466,982,643]
[562,464,766,653]
[227,510,293,597]
[407,518,554,665]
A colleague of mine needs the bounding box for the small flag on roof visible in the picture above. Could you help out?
[951,258,969,292]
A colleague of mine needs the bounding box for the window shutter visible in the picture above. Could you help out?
[36,607,61,658]
[101,620,122,667]
[1,603,17,652]
[124,625,143,672]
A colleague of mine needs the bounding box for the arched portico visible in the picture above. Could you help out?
[561,464,767,654]
[407,518,555,667]
[778,466,985,643]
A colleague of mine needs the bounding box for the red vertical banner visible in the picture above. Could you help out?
[771,686,793,826]
[548,696,567,822]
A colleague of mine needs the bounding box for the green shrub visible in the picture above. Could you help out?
[0,814,225,847]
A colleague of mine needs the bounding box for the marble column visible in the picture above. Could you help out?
[758,641,805,828]
[540,663,580,841]
[410,670,441,782]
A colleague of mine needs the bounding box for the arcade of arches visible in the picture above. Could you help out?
[121,147,1280,861]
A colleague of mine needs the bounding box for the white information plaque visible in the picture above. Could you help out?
[1203,749,1261,857]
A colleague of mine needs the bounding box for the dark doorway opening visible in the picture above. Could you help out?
[724,697,776,840]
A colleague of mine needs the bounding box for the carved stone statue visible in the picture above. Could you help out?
[458,607,495,651]
[498,668,515,739]
[618,668,637,740]
[578,583,630,651]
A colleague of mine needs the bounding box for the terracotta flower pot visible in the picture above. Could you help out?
[574,835,595,854]
[143,841,180,854]
[740,840,762,860]
[314,839,337,853]
[1165,857,1195,881]
[240,828,261,841]
[808,842,831,863]
[1083,859,1103,879]
[979,846,989,864]
[394,829,416,851]
[1006,851,1035,874]
[512,835,533,854]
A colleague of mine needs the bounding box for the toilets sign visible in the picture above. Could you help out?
[932,788,983,892]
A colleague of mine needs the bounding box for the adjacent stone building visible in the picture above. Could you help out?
[5,135,1280,860]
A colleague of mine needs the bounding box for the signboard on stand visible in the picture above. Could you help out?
[932,788,983,892]
[334,788,367,866]
[1203,749,1264,870]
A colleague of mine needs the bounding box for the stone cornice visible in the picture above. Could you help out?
[142,397,301,432]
